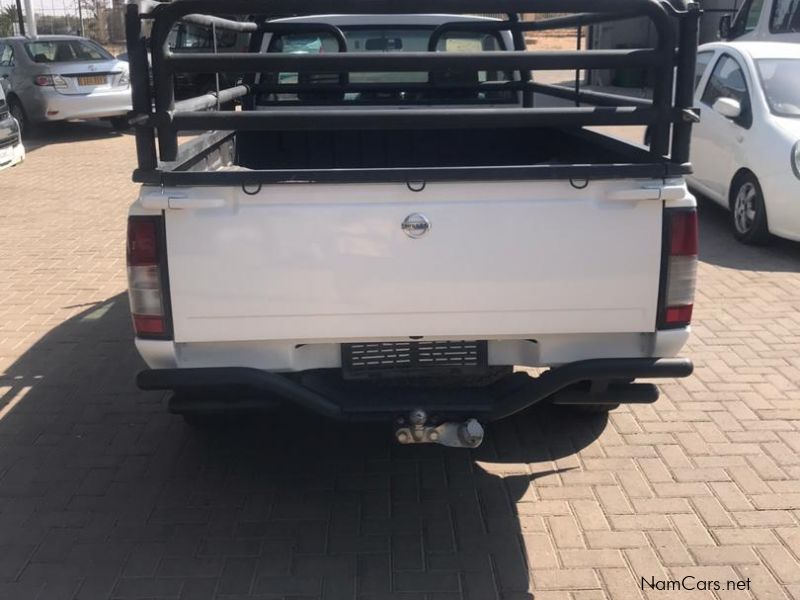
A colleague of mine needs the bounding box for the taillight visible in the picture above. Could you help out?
[127,216,171,339]
[659,209,698,329]
[34,74,68,89]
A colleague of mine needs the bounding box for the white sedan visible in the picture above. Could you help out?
[689,41,800,244]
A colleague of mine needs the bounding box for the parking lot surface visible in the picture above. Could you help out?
[0,123,799,600]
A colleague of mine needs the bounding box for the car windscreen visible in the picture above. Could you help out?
[259,25,515,105]
[756,58,800,117]
[25,40,113,63]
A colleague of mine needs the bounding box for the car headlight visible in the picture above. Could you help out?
[119,71,130,86]
[793,141,800,180]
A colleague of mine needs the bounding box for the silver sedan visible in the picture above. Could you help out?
[0,35,131,134]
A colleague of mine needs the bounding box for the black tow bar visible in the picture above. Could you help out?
[137,357,693,422]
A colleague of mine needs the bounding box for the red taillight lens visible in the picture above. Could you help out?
[127,218,158,265]
[34,74,68,89]
[660,209,698,328]
[133,315,166,335]
[670,210,699,256]
[665,305,694,325]
[127,216,169,339]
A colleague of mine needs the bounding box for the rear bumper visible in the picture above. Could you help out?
[0,141,24,169]
[135,330,691,371]
[0,116,24,169]
[137,357,693,422]
[29,88,132,122]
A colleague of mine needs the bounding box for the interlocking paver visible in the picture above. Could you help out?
[0,121,799,599]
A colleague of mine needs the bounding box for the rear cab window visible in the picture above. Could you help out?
[169,23,242,51]
[257,26,516,106]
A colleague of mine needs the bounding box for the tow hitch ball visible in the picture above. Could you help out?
[395,409,485,448]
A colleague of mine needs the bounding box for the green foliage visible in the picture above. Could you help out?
[0,4,20,37]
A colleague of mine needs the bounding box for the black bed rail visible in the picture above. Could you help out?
[125,0,701,184]
[173,106,660,131]
[529,82,653,108]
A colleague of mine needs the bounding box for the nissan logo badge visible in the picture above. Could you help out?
[401,213,431,239]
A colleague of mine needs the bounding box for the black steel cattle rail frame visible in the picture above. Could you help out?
[125,0,700,185]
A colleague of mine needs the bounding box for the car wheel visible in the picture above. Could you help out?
[8,97,33,137]
[730,173,770,245]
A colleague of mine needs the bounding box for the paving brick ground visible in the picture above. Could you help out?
[0,121,799,600]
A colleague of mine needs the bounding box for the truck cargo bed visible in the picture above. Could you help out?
[235,126,640,171]
[154,125,669,185]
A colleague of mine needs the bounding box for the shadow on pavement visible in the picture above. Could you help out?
[20,120,132,154]
[0,294,607,599]
[697,195,800,273]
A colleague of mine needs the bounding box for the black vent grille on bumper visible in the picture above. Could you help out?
[342,340,488,380]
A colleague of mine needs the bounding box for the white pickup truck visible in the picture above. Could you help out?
[125,0,700,447]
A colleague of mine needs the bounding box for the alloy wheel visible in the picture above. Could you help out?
[733,182,757,235]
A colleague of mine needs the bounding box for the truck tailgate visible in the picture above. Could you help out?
[163,180,664,343]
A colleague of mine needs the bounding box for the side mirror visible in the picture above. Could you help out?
[719,15,732,39]
[713,97,742,119]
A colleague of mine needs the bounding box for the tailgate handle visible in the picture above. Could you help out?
[140,192,226,210]
[167,196,226,209]
[603,187,662,203]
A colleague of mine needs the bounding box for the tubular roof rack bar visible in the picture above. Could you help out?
[125,3,157,170]
[523,11,636,30]
[137,0,256,31]
[506,13,533,107]
[245,81,654,110]
[164,49,665,73]
[145,0,677,19]
[180,13,258,32]
[133,0,694,168]
[424,13,635,36]
[671,2,700,164]
[172,106,659,132]
[529,82,652,108]
[174,84,251,113]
